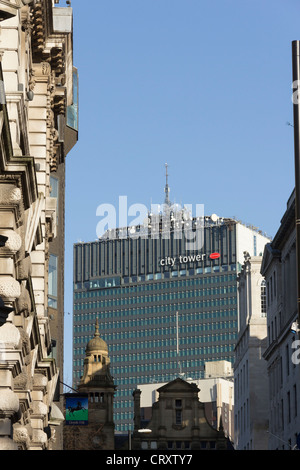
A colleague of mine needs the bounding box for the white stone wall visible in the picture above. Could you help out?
[236,223,270,265]
[0,1,75,450]
[234,256,269,450]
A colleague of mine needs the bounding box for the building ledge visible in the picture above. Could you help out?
[0,1,21,21]
[52,6,72,34]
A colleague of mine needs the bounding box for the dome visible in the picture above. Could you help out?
[86,319,108,353]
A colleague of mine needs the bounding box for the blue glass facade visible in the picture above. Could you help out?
[73,216,240,432]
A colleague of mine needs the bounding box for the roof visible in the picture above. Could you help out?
[86,318,108,353]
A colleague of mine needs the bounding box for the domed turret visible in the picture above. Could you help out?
[79,318,113,389]
[85,318,108,354]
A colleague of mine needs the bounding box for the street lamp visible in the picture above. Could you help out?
[128,428,152,450]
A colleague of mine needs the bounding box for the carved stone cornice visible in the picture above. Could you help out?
[0,1,22,22]
[0,276,21,302]
[31,2,45,56]
[0,229,22,255]
[0,184,21,206]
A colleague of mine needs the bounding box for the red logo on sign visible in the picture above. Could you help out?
[210,252,220,259]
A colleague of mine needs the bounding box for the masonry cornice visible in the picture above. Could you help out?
[0,1,23,21]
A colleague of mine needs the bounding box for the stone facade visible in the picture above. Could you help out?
[261,190,300,450]
[132,378,230,450]
[0,0,77,450]
[234,254,269,449]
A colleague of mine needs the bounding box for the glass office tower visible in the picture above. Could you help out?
[73,205,269,433]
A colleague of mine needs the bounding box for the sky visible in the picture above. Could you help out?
[62,0,300,385]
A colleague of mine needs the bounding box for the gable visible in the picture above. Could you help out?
[157,378,199,395]
[260,243,280,277]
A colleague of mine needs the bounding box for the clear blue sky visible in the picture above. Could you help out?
[63,0,300,385]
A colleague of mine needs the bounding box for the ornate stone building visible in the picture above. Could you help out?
[261,190,300,450]
[63,320,116,450]
[0,0,78,450]
[234,254,269,449]
[132,378,230,450]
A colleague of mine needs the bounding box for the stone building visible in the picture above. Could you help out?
[63,320,116,450]
[0,0,77,450]
[234,253,269,449]
[261,190,300,450]
[132,377,230,450]
[135,361,234,442]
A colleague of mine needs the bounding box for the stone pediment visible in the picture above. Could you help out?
[260,243,280,277]
[157,377,199,395]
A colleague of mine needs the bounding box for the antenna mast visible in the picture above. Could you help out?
[164,163,171,207]
[176,311,182,375]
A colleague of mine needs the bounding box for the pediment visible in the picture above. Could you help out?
[157,377,199,394]
[260,242,281,276]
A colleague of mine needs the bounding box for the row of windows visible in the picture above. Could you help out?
[74,309,237,327]
[73,357,233,384]
[270,385,298,435]
[112,357,233,385]
[74,321,236,344]
[109,349,233,374]
[74,268,238,293]
[74,320,238,339]
[113,400,132,409]
[73,341,235,367]
[74,296,237,311]
[113,412,133,423]
[74,274,237,299]
[120,265,237,284]
[74,286,237,306]
[73,327,237,355]
[74,353,233,375]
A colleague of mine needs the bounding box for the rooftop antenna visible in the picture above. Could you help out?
[164,163,171,207]
[176,311,182,376]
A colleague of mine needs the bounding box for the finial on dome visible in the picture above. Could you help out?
[95,318,100,337]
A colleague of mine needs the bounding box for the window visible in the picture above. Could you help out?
[175,410,182,425]
[261,280,266,316]
[253,235,257,256]
[48,254,58,308]
[67,67,78,131]
[175,399,182,425]
[50,176,59,223]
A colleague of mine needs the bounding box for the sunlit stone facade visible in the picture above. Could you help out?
[0,0,78,450]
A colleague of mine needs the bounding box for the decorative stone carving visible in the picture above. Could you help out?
[15,282,32,316]
[0,389,19,417]
[32,429,48,446]
[13,423,30,446]
[31,400,48,416]
[0,230,22,254]
[33,62,51,78]
[18,326,31,362]
[14,370,30,389]
[0,277,21,302]
[16,255,32,281]
[0,186,21,205]
[0,322,21,349]
[33,372,48,390]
